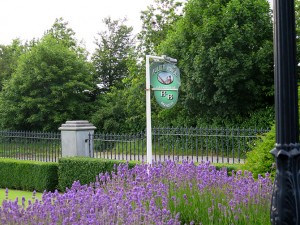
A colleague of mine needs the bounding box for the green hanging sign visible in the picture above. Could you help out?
[150,62,181,109]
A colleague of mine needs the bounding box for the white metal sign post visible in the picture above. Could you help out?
[145,55,178,164]
[146,55,153,165]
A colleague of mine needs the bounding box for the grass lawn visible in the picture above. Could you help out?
[0,188,42,206]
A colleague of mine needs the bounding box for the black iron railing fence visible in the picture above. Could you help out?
[0,131,61,162]
[0,127,270,163]
[92,127,270,164]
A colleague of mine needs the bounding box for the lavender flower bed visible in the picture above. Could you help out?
[0,161,272,225]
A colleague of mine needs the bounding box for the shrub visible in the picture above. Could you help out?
[213,163,241,176]
[0,158,58,192]
[239,106,274,128]
[58,157,138,191]
[243,125,275,178]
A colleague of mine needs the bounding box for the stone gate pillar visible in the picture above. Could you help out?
[59,120,96,157]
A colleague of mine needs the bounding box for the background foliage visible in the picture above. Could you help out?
[0,33,93,131]
[92,17,135,94]
[0,0,299,133]
[159,0,274,126]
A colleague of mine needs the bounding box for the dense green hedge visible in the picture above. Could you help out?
[0,157,243,193]
[58,157,138,191]
[0,158,58,192]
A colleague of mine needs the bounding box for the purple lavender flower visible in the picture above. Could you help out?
[0,161,272,225]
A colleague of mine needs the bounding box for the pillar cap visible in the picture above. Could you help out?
[58,120,96,131]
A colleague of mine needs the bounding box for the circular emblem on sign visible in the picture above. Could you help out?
[150,62,181,109]
[158,72,173,85]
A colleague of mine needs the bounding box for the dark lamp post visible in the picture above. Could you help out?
[270,0,300,224]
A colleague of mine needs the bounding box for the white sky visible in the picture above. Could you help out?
[268,0,273,10]
[0,0,153,53]
[0,0,274,54]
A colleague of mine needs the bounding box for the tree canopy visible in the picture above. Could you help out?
[0,39,25,90]
[138,0,183,55]
[0,34,93,131]
[0,0,287,131]
[92,17,134,93]
[159,0,274,124]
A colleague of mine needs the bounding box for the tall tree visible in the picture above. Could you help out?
[0,34,93,131]
[138,0,184,55]
[92,17,134,93]
[46,18,77,49]
[45,17,89,59]
[91,55,146,133]
[0,39,25,90]
[159,0,274,124]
